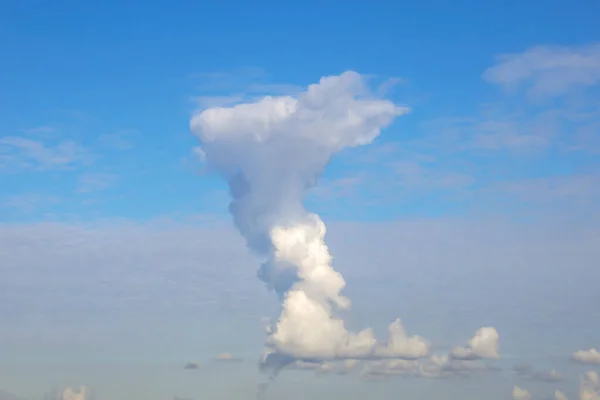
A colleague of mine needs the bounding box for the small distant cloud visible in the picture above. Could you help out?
[51,386,92,400]
[183,361,200,370]
[513,386,533,400]
[572,348,600,365]
[554,390,568,400]
[215,352,244,362]
[450,327,500,360]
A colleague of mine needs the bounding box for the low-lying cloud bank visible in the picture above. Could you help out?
[511,371,599,400]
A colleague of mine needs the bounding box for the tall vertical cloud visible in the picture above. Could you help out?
[190,71,435,365]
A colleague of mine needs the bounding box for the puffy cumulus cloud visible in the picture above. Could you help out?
[573,349,600,365]
[580,371,600,400]
[56,387,92,400]
[353,328,502,382]
[513,386,533,400]
[450,327,500,360]
[191,71,426,368]
[215,352,244,362]
[372,319,430,359]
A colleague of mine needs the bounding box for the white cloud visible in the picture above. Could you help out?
[450,327,500,360]
[360,354,497,381]
[483,42,600,98]
[191,71,417,366]
[372,319,430,359]
[57,386,92,400]
[555,390,569,400]
[513,386,533,400]
[573,349,600,365]
[414,42,600,158]
[580,371,600,400]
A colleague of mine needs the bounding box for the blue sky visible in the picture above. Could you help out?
[1,0,599,223]
[1,1,600,400]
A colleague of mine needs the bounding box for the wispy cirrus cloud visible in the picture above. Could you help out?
[1,193,61,215]
[483,42,600,98]
[189,67,303,112]
[0,136,89,172]
[77,172,119,193]
[391,160,474,190]
[415,42,600,155]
